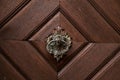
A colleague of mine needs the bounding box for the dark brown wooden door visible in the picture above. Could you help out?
[0,0,120,80]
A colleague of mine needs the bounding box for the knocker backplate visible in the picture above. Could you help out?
[46,26,72,61]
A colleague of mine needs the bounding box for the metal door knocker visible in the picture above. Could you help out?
[46,26,72,61]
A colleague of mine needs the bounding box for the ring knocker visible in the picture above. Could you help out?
[46,26,72,61]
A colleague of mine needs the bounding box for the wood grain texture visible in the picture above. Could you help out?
[29,12,87,71]
[0,41,57,80]
[91,0,120,34]
[0,0,120,80]
[0,0,27,26]
[92,51,120,80]
[60,0,120,42]
[29,12,86,42]
[0,0,59,40]
[30,41,87,72]
[0,53,26,80]
[58,43,120,80]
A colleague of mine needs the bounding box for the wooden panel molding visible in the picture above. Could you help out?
[88,0,120,35]
[0,0,119,42]
[0,0,120,80]
[0,42,120,80]
[29,12,87,71]
[92,51,120,80]
[30,41,87,72]
[0,0,59,40]
[60,0,120,42]
[58,43,120,80]
[0,53,26,80]
[0,40,57,80]
[0,0,30,28]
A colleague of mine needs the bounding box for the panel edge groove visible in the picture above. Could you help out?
[87,0,120,35]
[0,0,31,29]
[0,46,31,80]
[85,46,120,80]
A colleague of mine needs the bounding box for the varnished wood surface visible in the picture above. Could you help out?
[0,0,24,25]
[58,44,120,80]
[0,0,119,42]
[1,41,119,80]
[0,0,120,80]
[0,41,57,80]
[0,0,30,28]
[30,41,87,72]
[29,12,87,42]
[92,51,120,80]
[60,0,120,42]
[90,0,120,34]
[0,53,26,80]
[0,0,59,40]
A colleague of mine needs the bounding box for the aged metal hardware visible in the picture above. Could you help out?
[46,26,72,61]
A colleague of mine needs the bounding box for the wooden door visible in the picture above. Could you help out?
[0,0,120,80]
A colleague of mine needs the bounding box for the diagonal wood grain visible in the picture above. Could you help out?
[0,0,23,22]
[0,52,26,80]
[29,12,87,71]
[30,41,87,72]
[0,0,59,40]
[29,12,87,42]
[58,43,120,80]
[89,0,120,35]
[0,40,57,80]
[92,51,120,80]
[0,0,120,80]
[0,0,30,28]
[60,0,120,42]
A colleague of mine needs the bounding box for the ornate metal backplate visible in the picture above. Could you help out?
[46,26,72,61]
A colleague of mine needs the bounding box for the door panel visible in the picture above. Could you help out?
[92,51,120,80]
[60,0,120,42]
[0,41,57,80]
[0,0,59,40]
[58,44,120,80]
[0,42,120,80]
[30,41,87,71]
[0,53,26,80]
[0,0,120,80]
[89,0,120,34]
[0,0,30,27]
[29,12,87,71]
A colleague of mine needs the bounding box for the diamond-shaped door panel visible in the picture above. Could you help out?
[29,12,86,42]
[29,12,87,71]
